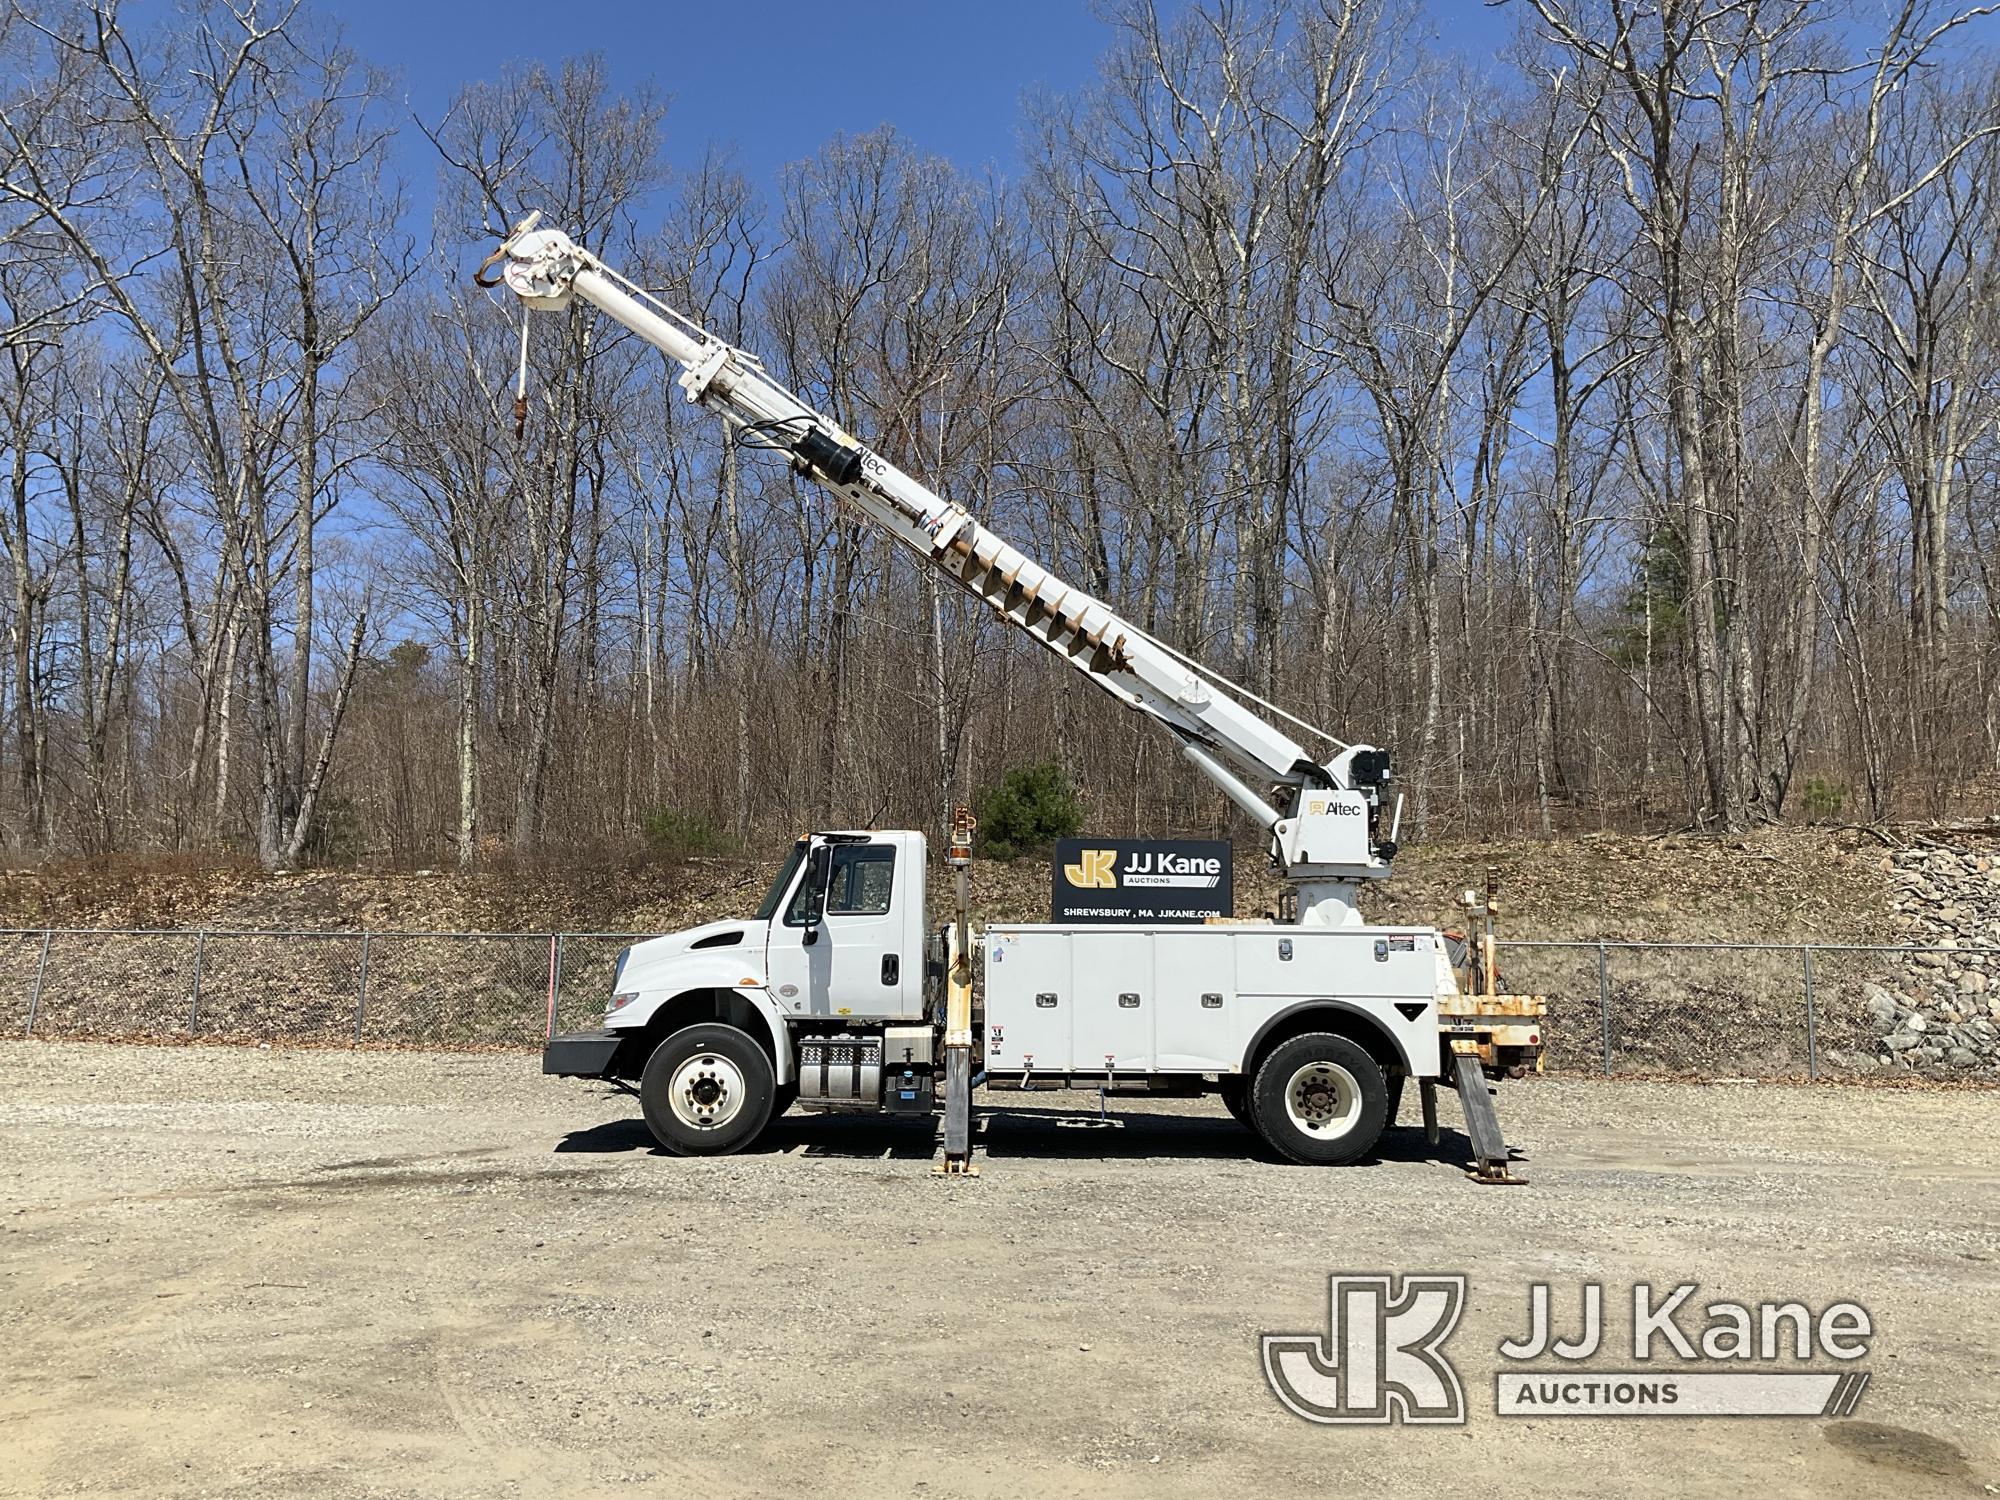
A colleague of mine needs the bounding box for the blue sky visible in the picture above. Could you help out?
[336,0,1521,202]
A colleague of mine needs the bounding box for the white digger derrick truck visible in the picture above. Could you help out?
[491,215,1544,1182]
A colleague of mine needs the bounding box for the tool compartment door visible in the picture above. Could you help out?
[983,929,1073,1072]
[1068,930,1154,1073]
[1232,927,1445,1078]
[1151,930,1240,1072]
[1233,928,1439,999]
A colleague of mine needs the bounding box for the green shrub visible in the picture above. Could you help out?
[1801,776,1847,822]
[972,761,1084,860]
[640,805,735,858]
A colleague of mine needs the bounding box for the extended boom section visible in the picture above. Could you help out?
[487,218,1395,926]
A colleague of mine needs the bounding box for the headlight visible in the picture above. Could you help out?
[609,991,640,1014]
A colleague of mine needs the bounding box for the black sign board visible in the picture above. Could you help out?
[1050,837,1233,924]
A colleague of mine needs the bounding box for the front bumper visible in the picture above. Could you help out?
[543,1029,624,1078]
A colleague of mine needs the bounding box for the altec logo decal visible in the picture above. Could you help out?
[1303,794,1365,817]
[1263,1276,1875,1425]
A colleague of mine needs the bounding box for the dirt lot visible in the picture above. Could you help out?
[1,1042,1994,1499]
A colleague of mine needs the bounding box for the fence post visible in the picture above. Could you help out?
[24,929,51,1035]
[544,934,563,1042]
[1596,941,1613,1076]
[187,930,208,1035]
[354,931,371,1045]
[1801,944,1819,1081]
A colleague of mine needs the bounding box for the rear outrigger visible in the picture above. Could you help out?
[484,215,1545,1180]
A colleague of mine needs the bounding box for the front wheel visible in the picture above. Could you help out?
[1249,1034,1389,1166]
[638,1024,776,1156]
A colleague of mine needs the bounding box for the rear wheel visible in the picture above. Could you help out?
[639,1024,776,1156]
[1249,1034,1388,1166]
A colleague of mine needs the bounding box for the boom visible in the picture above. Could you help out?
[483,216,1402,925]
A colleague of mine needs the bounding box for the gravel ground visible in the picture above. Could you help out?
[1,1041,1995,1499]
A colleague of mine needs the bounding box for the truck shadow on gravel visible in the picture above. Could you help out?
[976,1108,1482,1168]
[554,1109,1483,1169]
[555,1113,941,1160]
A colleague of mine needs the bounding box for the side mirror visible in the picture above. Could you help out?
[802,845,831,944]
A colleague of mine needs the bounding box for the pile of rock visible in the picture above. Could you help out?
[1865,843,2000,1072]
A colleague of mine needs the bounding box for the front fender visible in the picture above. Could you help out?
[609,951,792,1085]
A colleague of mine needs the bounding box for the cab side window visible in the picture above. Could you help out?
[827,845,895,915]
[783,868,814,925]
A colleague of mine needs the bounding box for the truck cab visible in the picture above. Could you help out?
[542,831,932,1153]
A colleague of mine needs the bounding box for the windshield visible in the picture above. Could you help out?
[754,841,809,921]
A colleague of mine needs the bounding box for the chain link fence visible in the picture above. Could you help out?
[1495,940,1999,1079]
[5,929,652,1049]
[4,927,1996,1080]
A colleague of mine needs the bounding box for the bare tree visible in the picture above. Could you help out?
[433,53,666,848]
[1,1,1998,863]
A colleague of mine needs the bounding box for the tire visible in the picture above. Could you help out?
[1248,1033,1389,1166]
[638,1024,776,1156]
[1217,1077,1252,1128]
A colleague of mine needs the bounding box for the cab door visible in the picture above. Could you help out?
[765,838,908,1020]
[817,841,903,1017]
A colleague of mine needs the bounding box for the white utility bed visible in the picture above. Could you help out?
[981,924,1455,1078]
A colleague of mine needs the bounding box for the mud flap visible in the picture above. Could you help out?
[1452,1052,1527,1185]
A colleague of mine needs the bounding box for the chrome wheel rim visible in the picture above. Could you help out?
[669,1053,746,1131]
